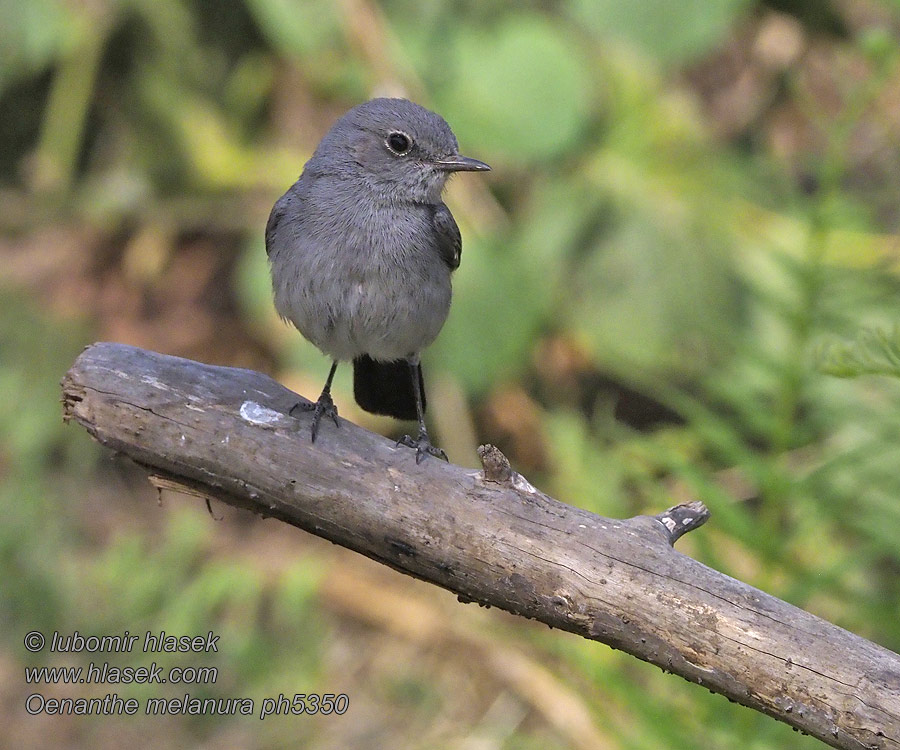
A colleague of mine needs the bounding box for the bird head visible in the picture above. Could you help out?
[309,98,490,203]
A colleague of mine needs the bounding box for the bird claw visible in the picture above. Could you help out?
[397,430,448,464]
[290,393,339,442]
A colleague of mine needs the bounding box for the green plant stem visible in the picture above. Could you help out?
[33,19,107,194]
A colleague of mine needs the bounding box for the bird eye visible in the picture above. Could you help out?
[386,131,412,155]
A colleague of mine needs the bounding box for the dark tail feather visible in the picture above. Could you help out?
[353,355,423,421]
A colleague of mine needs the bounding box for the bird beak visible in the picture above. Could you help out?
[433,155,491,172]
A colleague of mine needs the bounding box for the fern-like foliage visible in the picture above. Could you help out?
[817,326,900,378]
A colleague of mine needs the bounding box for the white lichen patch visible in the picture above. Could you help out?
[239,400,285,427]
[140,374,170,390]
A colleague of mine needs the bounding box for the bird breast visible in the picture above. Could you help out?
[275,197,453,362]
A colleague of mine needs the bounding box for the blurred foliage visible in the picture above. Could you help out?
[3,0,900,748]
[569,0,753,64]
[818,326,900,378]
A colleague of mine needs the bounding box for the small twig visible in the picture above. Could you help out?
[654,500,710,545]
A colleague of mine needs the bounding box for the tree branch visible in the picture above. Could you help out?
[61,342,899,750]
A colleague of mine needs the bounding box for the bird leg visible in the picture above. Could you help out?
[397,360,448,463]
[290,361,340,442]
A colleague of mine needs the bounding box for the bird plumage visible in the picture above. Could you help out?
[266,98,489,460]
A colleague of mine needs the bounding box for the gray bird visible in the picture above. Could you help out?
[266,98,490,462]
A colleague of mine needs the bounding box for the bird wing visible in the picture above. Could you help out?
[265,194,288,258]
[430,202,462,270]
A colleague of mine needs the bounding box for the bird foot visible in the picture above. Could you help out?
[397,430,448,464]
[290,392,339,442]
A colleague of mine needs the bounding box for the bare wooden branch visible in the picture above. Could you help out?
[61,342,900,750]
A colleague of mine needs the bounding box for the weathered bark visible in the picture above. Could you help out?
[61,342,900,750]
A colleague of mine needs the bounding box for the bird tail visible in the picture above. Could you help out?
[353,355,423,421]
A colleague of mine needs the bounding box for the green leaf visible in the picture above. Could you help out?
[0,0,74,88]
[244,0,341,58]
[430,230,554,394]
[433,14,591,160]
[569,0,750,64]
[564,206,739,376]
